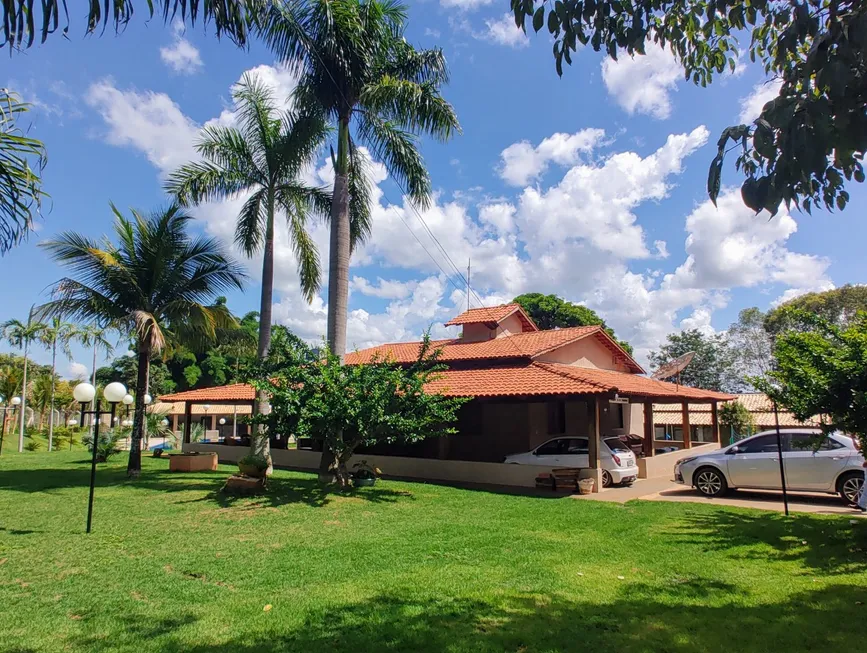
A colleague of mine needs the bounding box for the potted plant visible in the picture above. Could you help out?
[238,454,269,479]
[351,460,381,488]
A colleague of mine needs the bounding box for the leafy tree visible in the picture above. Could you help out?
[29,372,57,430]
[0,90,46,254]
[726,307,773,389]
[96,355,175,398]
[38,204,246,477]
[258,0,460,359]
[765,284,867,334]
[649,329,739,392]
[2,308,46,451]
[247,333,468,486]
[719,400,756,442]
[754,308,867,451]
[512,292,633,355]
[38,317,77,451]
[513,0,866,216]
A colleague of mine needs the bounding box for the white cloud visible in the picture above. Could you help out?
[602,45,682,119]
[440,0,494,9]
[653,240,669,259]
[67,362,88,380]
[499,128,606,186]
[478,202,516,234]
[350,276,417,300]
[738,78,783,123]
[479,13,528,48]
[160,20,204,75]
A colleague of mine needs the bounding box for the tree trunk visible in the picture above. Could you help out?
[319,115,352,483]
[251,189,275,464]
[18,339,28,452]
[48,338,57,451]
[127,341,151,478]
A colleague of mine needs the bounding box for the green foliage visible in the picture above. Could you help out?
[718,401,756,440]
[81,429,125,463]
[765,284,867,334]
[96,355,174,397]
[512,292,633,355]
[23,439,41,451]
[649,329,740,392]
[513,0,866,216]
[726,307,774,387]
[247,333,468,485]
[0,89,47,254]
[754,308,867,451]
[238,454,270,470]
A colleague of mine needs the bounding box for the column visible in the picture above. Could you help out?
[643,399,654,457]
[172,414,178,434]
[711,401,721,447]
[587,398,602,492]
[183,402,192,444]
[681,401,691,449]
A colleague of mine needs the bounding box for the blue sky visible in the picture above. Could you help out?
[2,0,865,378]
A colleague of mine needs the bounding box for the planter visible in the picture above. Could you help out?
[169,452,218,473]
[578,478,595,495]
[352,477,376,488]
[238,463,267,478]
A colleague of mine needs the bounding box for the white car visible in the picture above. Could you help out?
[504,436,638,487]
[674,429,865,505]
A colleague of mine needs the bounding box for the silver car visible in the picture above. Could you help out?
[674,429,865,505]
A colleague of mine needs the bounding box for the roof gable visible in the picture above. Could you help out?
[444,303,538,332]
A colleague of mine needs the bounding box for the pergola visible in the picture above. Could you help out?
[159,383,255,444]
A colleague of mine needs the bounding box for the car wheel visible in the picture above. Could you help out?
[837,471,864,506]
[694,467,727,498]
[602,470,613,488]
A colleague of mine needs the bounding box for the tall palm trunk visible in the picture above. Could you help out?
[127,341,151,477]
[48,337,57,451]
[320,115,352,482]
[18,338,28,452]
[251,191,275,461]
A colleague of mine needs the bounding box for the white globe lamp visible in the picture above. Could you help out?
[103,382,127,404]
[143,394,152,405]
[122,394,134,406]
[10,396,20,406]
[161,418,169,427]
[219,418,226,425]
[67,418,77,426]
[73,383,96,404]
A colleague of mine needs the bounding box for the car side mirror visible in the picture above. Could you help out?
[727,446,740,455]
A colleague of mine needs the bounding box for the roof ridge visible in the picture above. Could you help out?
[531,361,610,392]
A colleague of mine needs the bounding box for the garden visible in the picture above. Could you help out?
[1,450,866,653]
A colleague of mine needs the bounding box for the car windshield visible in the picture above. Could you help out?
[604,438,630,453]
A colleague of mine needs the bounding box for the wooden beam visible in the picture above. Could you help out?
[183,402,192,444]
[643,399,654,457]
[681,401,691,449]
[711,401,721,447]
[589,398,601,469]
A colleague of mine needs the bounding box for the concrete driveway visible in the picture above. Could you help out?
[575,476,866,517]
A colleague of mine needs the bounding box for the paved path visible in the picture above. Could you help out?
[573,477,865,517]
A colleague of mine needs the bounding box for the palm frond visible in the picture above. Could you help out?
[234,189,267,257]
[381,44,450,85]
[359,76,460,141]
[166,161,252,207]
[275,185,321,301]
[347,140,373,249]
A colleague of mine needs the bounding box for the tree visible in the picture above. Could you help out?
[513,0,866,216]
[38,317,77,451]
[75,325,116,427]
[649,329,739,392]
[718,400,756,442]
[96,355,175,398]
[754,308,867,451]
[257,0,460,359]
[765,285,867,334]
[0,90,46,254]
[0,365,22,452]
[726,307,773,389]
[247,333,468,486]
[512,292,633,354]
[30,372,56,430]
[2,308,46,451]
[167,72,335,461]
[38,204,246,477]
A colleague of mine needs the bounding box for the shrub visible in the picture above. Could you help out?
[238,454,269,471]
[81,429,125,463]
[24,439,42,451]
[719,402,756,442]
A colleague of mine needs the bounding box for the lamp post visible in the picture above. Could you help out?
[219,417,226,441]
[67,416,77,450]
[0,396,21,456]
[122,394,134,449]
[75,381,127,533]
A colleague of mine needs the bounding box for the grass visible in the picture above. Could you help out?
[1,451,866,653]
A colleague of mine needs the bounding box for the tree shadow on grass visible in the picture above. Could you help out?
[665,508,867,575]
[48,582,867,653]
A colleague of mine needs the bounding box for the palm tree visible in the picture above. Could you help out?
[0,365,22,454]
[30,373,55,431]
[2,308,46,452]
[38,318,77,451]
[257,0,460,358]
[166,72,367,459]
[76,325,116,425]
[38,204,246,476]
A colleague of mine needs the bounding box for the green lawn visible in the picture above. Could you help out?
[1,451,865,653]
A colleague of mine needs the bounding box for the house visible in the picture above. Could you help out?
[653,393,820,446]
[160,303,732,487]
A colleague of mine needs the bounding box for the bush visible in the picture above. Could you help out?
[719,402,756,442]
[81,429,125,463]
[24,439,42,451]
[237,454,269,471]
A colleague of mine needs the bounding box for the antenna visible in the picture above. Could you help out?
[466,258,471,312]
[651,351,696,382]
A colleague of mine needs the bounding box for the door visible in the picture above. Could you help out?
[784,433,850,491]
[559,437,590,468]
[726,434,785,488]
[533,438,564,466]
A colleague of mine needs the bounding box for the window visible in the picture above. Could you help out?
[691,426,716,443]
[604,437,630,453]
[788,432,845,452]
[535,439,562,456]
[609,403,624,429]
[654,426,666,440]
[564,438,589,454]
[547,401,566,435]
[737,434,781,454]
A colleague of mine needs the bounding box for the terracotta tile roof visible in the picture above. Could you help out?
[444,303,535,328]
[344,325,644,372]
[425,362,610,397]
[159,383,255,402]
[653,394,819,427]
[151,401,253,416]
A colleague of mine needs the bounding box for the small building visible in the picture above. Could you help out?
[160,303,733,487]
